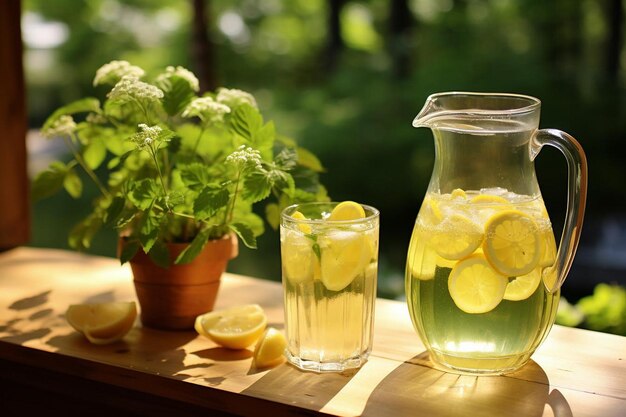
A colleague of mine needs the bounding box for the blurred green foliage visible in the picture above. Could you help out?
[23,0,626,334]
[557,283,626,336]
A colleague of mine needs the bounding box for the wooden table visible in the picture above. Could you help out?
[1,248,624,416]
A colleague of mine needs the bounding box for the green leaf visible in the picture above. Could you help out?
[179,163,212,191]
[231,208,264,237]
[148,241,171,268]
[274,147,298,171]
[253,121,275,160]
[297,147,325,172]
[31,161,68,201]
[242,170,272,203]
[104,196,126,226]
[265,203,280,230]
[270,170,295,197]
[107,149,135,169]
[230,104,263,141]
[229,223,257,249]
[129,179,159,210]
[175,229,211,264]
[63,169,83,198]
[160,75,196,116]
[43,98,101,131]
[119,239,141,264]
[83,137,107,169]
[292,166,323,194]
[194,187,230,219]
[137,208,162,253]
[68,213,102,251]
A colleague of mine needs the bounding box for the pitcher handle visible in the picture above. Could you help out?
[531,129,588,292]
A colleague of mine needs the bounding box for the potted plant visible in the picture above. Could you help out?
[34,60,327,330]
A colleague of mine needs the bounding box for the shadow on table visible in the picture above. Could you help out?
[361,353,572,417]
[241,363,358,412]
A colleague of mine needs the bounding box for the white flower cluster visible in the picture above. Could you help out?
[93,60,145,87]
[108,76,164,103]
[225,145,263,171]
[182,97,231,124]
[216,88,257,109]
[42,115,76,138]
[131,123,163,149]
[156,66,200,92]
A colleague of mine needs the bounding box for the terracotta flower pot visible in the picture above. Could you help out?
[124,234,238,331]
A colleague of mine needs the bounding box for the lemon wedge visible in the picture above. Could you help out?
[66,301,137,345]
[253,327,287,368]
[448,255,508,314]
[328,201,365,221]
[483,210,542,276]
[320,231,371,291]
[503,268,542,301]
[429,213,483,260]
[195,304,267,350]
[291,210,312,234]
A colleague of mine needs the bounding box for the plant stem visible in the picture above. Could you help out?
[65,135,110,198]
[224,169,242,225]
[148,145,169,207]
[192,126,206,154]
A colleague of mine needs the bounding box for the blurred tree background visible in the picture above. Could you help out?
[23,0,626,333]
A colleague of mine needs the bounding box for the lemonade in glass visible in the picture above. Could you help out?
[280,202,379,372]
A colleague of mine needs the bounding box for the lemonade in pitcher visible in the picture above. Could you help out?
[406,189,560,373]
[281,202,379,372]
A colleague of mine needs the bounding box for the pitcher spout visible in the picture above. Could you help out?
[412,94,441,128]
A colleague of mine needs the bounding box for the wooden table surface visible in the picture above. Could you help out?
[0,247,624,416]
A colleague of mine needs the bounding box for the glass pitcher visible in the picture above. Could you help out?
[405,92,587,375]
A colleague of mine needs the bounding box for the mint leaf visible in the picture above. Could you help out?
[31,161,68,201]
[175,229,211,264]
[230,104,263,141]
[253,121,275,160]
[137,208,162,253]
[83,136,107,169]
[179,163,212,191]
[43,97,101,131]
[270,169,295,196]
[265,203,280,230]
[243,170,272,203]
[160,75,195,116]
[194,187,229,219]
[119,239,141,264]
[297,147,325,172]
[274,146,297,171]
[104,196,126,226]
[129,179,159,210]
[63,168,83,198]
[107,149,134,169]
[229,223,257,249]
[148,240,171,268]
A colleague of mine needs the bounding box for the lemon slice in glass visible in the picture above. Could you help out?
[448,255,508,314]
[281,231,316,284]
[429,213,483,260]
[253,327,287,368]
[194,304,267,350]
[483,210,542,276]
[503,268,542,301]
[291,210,312,234]
[328,201,365,221]
[66,301,137,345]
[320,230,370,291]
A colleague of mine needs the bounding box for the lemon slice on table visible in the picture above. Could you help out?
[66,301,137,345]
[483,210,542,276]
[195,304,267,350]
[328,201,366,221]
[429,213,483,260]
[503,268,542,301]
[253,327,287,368]
[448,255,508,314]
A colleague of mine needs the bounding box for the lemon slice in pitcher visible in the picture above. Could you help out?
[483,210,542,276]
[503,268,542,301]
[430,213,483,260]
[448,255,508,314]
[195,304,267,350]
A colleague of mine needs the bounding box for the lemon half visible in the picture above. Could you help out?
[195,304,267,350]
[66,301,137,345]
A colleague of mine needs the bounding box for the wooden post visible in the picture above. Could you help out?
[0,0,30,249]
